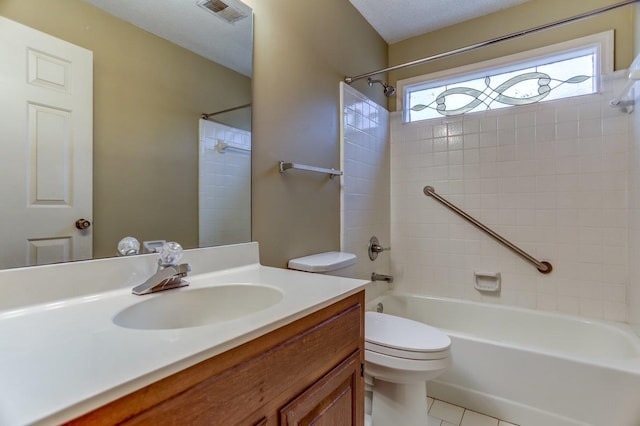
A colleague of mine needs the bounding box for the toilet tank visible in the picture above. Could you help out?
[288,252,356,273]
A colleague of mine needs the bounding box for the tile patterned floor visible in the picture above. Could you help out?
[427,397,519,426]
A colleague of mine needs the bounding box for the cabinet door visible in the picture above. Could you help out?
[280,351,362,426]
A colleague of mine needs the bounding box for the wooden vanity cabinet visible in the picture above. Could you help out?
[279,351,361,425]
[67,291,364,426]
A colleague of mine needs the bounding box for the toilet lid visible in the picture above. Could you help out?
[365,312,451,354]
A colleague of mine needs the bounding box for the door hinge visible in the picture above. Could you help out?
[360,363,364,377]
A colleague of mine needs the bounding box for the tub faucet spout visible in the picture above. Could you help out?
[371,272,394,283]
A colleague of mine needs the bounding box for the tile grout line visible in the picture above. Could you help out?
[427,396,520,426]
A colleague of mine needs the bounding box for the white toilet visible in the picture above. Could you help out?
[365,311,451,426]
[287,252,451,426]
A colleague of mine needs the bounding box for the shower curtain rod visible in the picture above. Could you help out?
[202,103,252,120]
[344,0,640,84]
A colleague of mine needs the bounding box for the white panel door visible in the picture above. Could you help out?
[0,16,93,269]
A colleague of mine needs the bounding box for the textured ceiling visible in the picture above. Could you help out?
[83,0,253,76]
[349,0,531,44]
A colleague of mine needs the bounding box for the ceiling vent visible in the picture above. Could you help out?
[197,0,250,24]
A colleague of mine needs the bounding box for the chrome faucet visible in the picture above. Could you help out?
[368,236,391,260]
[132,242,191,295]
[371,272,394,284]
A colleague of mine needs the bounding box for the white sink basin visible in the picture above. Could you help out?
[113,284,284,330]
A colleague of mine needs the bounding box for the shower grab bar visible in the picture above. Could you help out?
[423,186,552,274]
[279,161,343,178]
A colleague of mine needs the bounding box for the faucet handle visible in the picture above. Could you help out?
[117,236,140,256]
[368,236,391,260]
[158,242,183,267]
[371,244,390,253]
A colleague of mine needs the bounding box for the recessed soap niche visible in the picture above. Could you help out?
[474,271,501,293]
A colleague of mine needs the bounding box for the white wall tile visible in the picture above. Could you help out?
[578,102,601,120]
[448,121,464,136]
[198,120,251,247]
[463,133,480,149]
[464,119,480,134]
[556,121,578,140]
[630,91,640,332]
[480,131,498,148]
[497,114,516,130]
[390,73,630,322]
[340,84,390,301]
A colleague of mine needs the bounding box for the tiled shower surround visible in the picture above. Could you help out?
[629,73,640,335]
[390,72,630,322]
[340,83,391,300]
[199,121,251,247]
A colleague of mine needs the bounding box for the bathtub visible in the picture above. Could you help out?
[369,293,640,426]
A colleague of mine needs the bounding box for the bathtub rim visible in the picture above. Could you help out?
[367,291,640,373]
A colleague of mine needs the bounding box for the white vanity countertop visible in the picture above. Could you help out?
[0,243,368,425]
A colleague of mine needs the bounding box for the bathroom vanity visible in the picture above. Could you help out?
[70,292,364,425]
[0,243,368,425]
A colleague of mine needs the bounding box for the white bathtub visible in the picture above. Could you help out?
[369,293,640,426]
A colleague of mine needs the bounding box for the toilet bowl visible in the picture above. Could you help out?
[286,252,449,425]
[365,311,451,426]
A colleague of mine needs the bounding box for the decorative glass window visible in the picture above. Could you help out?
[400,32,612,123]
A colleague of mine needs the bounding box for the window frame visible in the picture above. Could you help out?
[397,31,614,123]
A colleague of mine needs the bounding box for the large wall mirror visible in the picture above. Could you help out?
[0,0,252,269]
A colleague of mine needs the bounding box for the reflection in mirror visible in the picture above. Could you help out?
[198,114,251,247]
[0,0,252,270]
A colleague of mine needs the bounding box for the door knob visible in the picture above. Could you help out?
[75,218,92,230]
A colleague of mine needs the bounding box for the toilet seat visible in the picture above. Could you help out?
[366,349,451,372]
[365,312,451,360]
[366,341,450,360]
[365,311,452,424]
